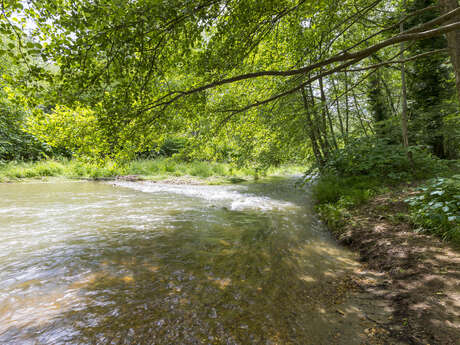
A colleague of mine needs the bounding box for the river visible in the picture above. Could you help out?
[0,179,390,344]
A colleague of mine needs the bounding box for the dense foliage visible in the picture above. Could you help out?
[0,0,458,162]
[406,176,460,243]
[0,77,60,162]
[0,95,48,161]
[321,138,443,180]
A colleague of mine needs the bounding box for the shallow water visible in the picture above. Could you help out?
[0,179,365,344]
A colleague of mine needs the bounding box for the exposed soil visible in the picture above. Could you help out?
[332,188,460,345]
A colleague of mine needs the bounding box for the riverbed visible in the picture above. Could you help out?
[0,179,394,344]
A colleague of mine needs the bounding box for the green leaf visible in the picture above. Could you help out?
[430,190,444,196]
[432,202,443,209]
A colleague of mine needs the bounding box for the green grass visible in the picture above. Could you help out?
[0,159,118,180]
[124,158,255,179]
[0,158,305,183]
[312,174,386,207]
[310,175,388,232]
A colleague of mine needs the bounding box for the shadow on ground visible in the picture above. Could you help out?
[336,192,460,345]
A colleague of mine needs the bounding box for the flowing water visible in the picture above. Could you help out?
[0,179,380,344]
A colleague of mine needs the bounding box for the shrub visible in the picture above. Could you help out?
[316,203,350,232]
[27,104,111,160]
[322,137,443,180]
[211,163,229,176]
[312,174,381,206]
[159,137,188,157]
[0,106,55,162]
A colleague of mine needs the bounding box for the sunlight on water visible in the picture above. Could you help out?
[0,179,365,344]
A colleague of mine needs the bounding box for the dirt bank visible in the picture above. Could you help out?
[330,190,460,345]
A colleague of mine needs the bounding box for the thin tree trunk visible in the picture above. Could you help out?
[309,84,330,158]
[351,89,370,138]
[301,87,325,166]
[319,76,338,149]
[400,8,410,150]
[315,81,330,145]
[331,78,346,139]
[367,119,376,135]
[380,76,398,117]
[344,72,350,141]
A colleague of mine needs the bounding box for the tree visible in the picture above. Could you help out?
[367,62,391,138]
[0,30,53,161]
[407,0,455,158]
[1,0,459,163]
[439,0,460,101]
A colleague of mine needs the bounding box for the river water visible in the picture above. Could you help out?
[0,179,380,344]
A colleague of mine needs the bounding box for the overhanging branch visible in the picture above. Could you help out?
[344,48,449,72]
[139,19,460,115]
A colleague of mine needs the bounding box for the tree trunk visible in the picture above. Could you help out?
[301,87,325,166]
[380,76,398,117]
[319,76,338,150]
[344,71,350,141]
[309,84,330,158]
[400,7,410,150]
[351,89,370,138]
[439,0,460,102]
[331,78,346,139]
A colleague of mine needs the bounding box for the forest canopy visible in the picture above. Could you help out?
[0,0,459,166]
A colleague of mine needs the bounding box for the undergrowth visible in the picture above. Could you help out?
[311,175,388,231]
[311,138,459,243]
[405,175,460,244]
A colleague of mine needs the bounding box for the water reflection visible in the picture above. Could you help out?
[0,180,364,344]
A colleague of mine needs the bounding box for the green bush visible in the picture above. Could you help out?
[211,163,229,176]
[136,137,189,159]
[405,175,460,243]
[159,137,188,157]
[0,100,56,162]
[68,161,92,177]
[317,203,349,231]
[312,174,381,207]
[164,161,177,173]
[322,138,442,180]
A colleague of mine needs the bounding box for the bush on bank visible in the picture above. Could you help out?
[311,138,459,243]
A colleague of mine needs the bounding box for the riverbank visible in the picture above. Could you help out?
[0,158,305,184]
[316,181,460,344]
